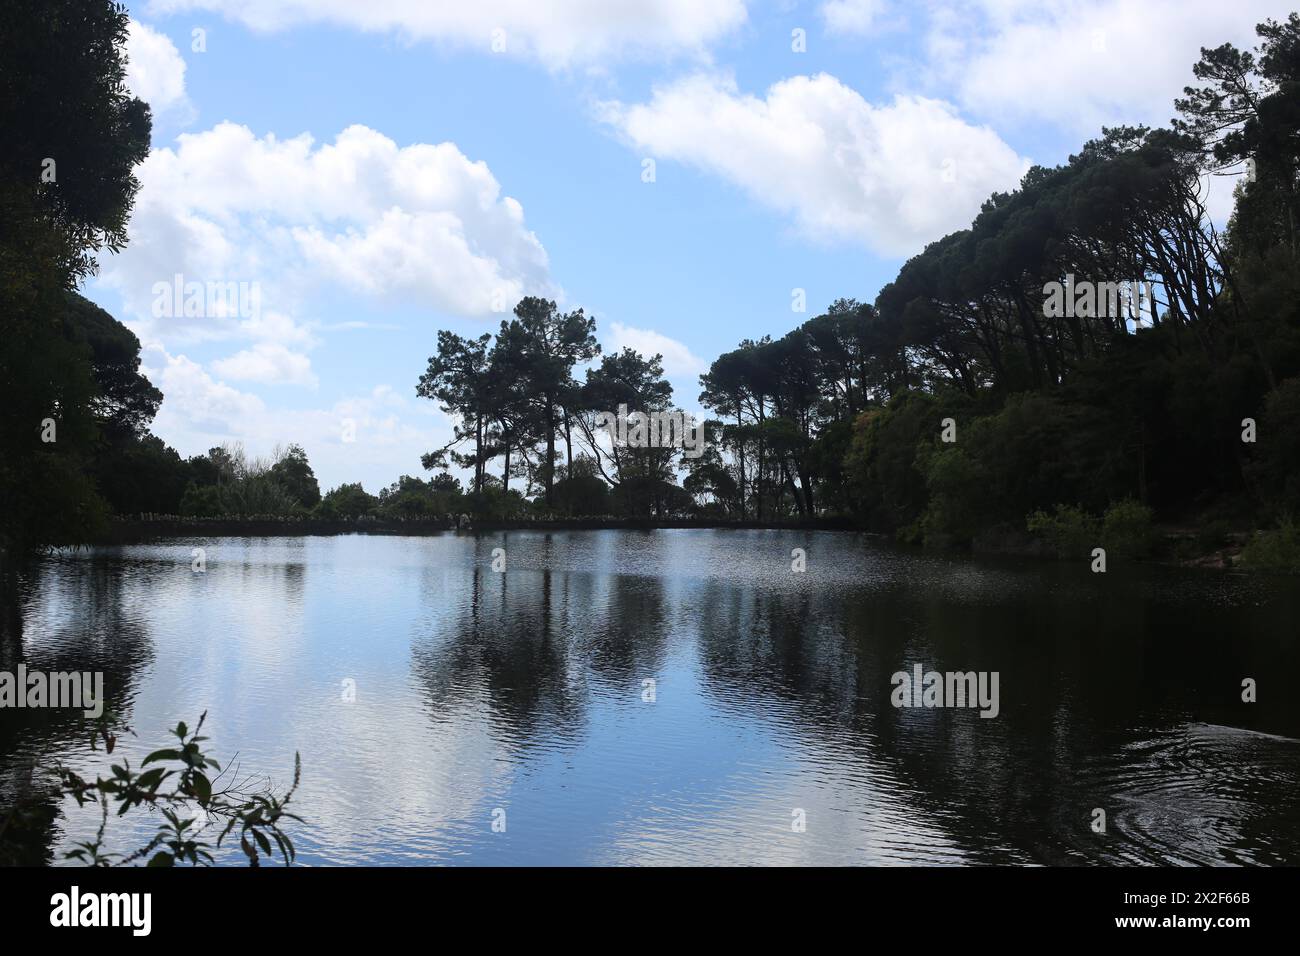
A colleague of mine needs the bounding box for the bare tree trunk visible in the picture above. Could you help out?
[475,417,484,494]
[564,415,573,478]
[736,409,746,520]
[544,396,555,508]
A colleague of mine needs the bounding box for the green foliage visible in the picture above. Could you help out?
[44,713,302,867]
[316,482,378,520]
[1240,520,1300,573]
[1024,500,1155,561]
[216,475,299,517]
[0,0,151,282]
[468,485,529,521]
[173,444,325,518]
[0,2,154,551]
[1101,499,1156,558]
[552,474,610,516]
[1026,505,1100,560]
[376,474,463,520]
[268,444,321,509]
[844,392,942,532]
[1247,376,1300,516]
[915,444,990,547]
[179,482,222,518]
[5,5,1300,553]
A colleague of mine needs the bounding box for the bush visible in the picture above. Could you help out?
[915,444,990,547]
[1246,377,1300,516]
[1241,520,1300,573]
[1026,504,1098,559]
[316,482,377,520]
[179,481,221,518]
[1100,498,1155,558]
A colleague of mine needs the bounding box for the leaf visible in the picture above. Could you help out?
[143,748,181,765]
[147,851,174,867]
[189,770,212,803]
[135,767,168,792]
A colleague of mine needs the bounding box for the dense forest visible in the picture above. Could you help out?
[3,5,1299,567]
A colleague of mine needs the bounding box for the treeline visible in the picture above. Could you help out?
[4,6,1299,565]
[411,14,1300,558]
[841,15,1300,558]
[2,3,153,553]
[687,15,1300,560]
[414,297,706,519]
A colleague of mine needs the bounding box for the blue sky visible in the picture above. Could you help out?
[88,0,1286,491]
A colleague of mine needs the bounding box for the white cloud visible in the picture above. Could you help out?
[148,350,266,435]
[143,347,452,490]
[212,343,317,386]
[125,20,190,113]
[144,0,748,68]
[923,0,1295,134]
[821,0,887,36]
[93,122,549,483]
[606,322,706,378]
[599,72,1028,257]
[98,122,554,351]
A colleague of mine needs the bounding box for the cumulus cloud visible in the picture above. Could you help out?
[599,72,1028,257]
[98,122,554,357]
[143,0,748,68]
[821,0,888,36]
[606,322,706,378]
[143,347,451,490]
[923,0,1295,133]
[212,343,317,386]
[125,20,190,113]
[147,350,266,435]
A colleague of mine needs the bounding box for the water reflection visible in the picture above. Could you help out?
[1,531,1298,865]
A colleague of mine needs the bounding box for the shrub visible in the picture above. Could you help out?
[1241,520,1300,573]
[1026,504,1098,559]
[1101,498,1155,558]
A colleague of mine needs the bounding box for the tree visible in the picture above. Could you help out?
[506,297,600,509]
[575,349,672,486]
[0,0,151,552]
[269,445,321,510]
[316,483,377,520]
[486,320,548,497]
[418,331,493,494]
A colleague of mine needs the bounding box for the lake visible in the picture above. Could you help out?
[3,530,1299,865]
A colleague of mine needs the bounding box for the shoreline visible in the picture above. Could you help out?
[97,515,863,543]
[85,516,1254,571]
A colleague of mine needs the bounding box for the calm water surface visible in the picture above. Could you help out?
[2,530,1299,865]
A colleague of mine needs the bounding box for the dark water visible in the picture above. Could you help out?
[2,530,1299,866]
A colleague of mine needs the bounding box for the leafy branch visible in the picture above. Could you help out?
[55,712,302,867]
